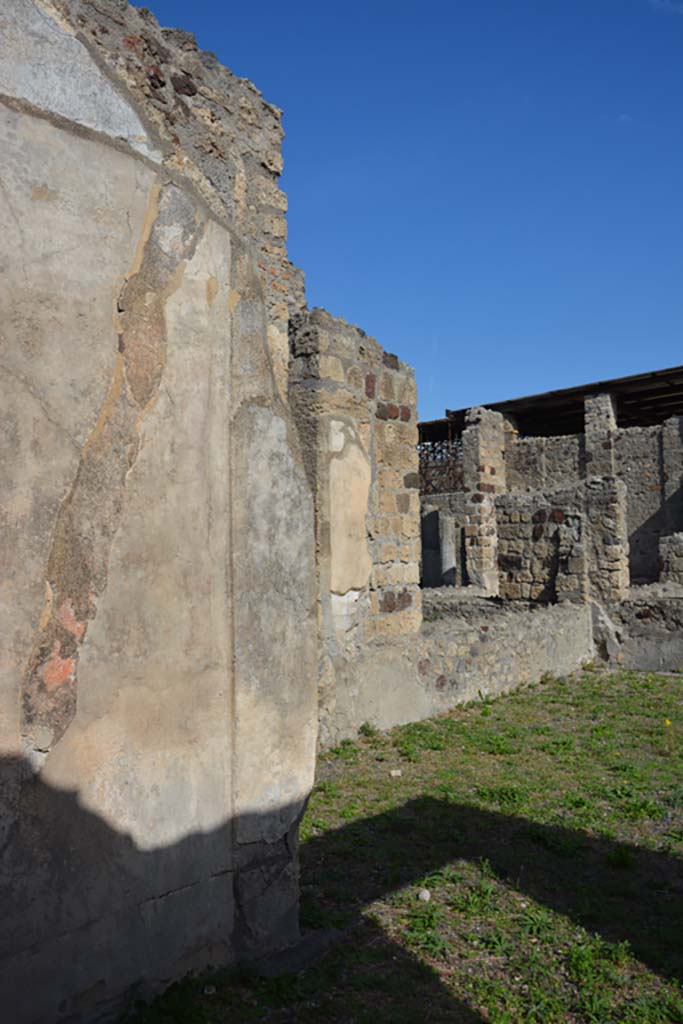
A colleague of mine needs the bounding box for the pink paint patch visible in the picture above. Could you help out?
[42,641,76,690]
[57,599,85,641]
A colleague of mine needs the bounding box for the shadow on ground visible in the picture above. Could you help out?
[302,796,683,986]
[3,752,681,1022]
[0,755,485,1023]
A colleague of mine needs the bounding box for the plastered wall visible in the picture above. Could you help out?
[0,2,317,1020]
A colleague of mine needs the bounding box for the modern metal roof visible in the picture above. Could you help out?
[419,364,683,441]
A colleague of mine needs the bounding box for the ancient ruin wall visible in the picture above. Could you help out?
[289,318,599,748]
[0,2,317,1020]
[496,494,586,603]
[504,433,585,492]
[502,416,683,585]
[322,595,594,743]
[289,309,422,746]
[48,0,304,401]
[419,595,594,704]
[604,593,683,672]
[615,425,665,582]
[495,479,629,605]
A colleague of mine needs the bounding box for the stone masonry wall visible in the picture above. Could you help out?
[462,408,505,595]
[604,592,683,672]
[419,594,594,704]
[289,308,421,747]
[494,479,628,605]
[434,405,682,591]
[583,477,630,602]
[0,3,318,1021]
[615,425,665,583]
[504,433,584,492]
[324,595,595,744]
[503,413,683,586]
[496,492,586,603]
[660,533,683,585]
[584,393,618,477]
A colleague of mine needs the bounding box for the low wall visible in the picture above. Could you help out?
[322,596,595,745]
[603,591,683,672]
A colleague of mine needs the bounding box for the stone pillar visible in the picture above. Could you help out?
[439,511,457,586]
[585,477,630,602]
[584,393,617,477]
[462,407,505,595]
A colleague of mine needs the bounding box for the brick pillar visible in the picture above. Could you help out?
[462,407,505,595]
[584,393,617,477]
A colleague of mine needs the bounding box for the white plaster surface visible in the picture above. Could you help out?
[56,219,234,853]
[329,435,372,595]
[0,104,155,755]
[0,0,162,160]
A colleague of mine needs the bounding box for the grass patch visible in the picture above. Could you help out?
[123,669,683,1023]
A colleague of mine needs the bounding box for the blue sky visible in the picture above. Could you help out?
[146,0,682,420]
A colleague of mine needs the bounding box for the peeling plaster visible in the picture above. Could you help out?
[21,182,208,759]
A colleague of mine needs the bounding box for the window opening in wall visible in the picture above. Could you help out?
[418,431,464,496]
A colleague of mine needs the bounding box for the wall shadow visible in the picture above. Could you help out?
[629,486,683,585]
[302,796,683,984]
[0,753,296,1023]
[5,755,680,1022]
[0,756,484,1024]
